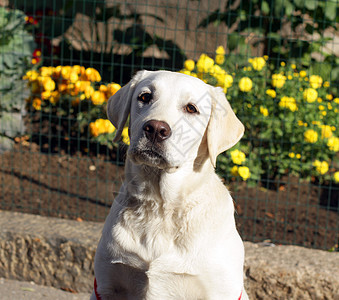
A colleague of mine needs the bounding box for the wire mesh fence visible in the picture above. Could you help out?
[0,0,338,250]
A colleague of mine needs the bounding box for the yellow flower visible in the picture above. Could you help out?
[334,172,339,183]
[303,88,318,103]
[75,81,90,92]
[321,125,333,139]
[91,91,106,105]
[40,66,54,77]
[248,57,266,71]
[106,83,121,97]
[104,119,115,134]
[61,66,72,80]
[215,46,226,65]
[32,98,42,110]
[196,54,214,73]
[317,97,322,103]
[238,166,250,181]
[42,77,56,91]
[89,119,115,137]
[49,91,59,104]
[327,136,339,152]
[304,129,318,143]
[72,65,85,75]
[180,70,191,75]
[309,75,323,89]
[69,71,79,83]
[296,154,301,159]
[216,45,226,55]
[23,70,39,81]
[223,74,233,88]
[263,55,268,60]
[84,85,95,98]
[318,105,325,111]
[334,98,339,104]
[212,66,233,89]
[121,127,130,145]
[260,106,268,116]
[99,85,108,93]
[41,91,51,100]
[326,94,333,100]
[279,96,298,112]
[215,54,225,65]
[299,70,307,77]
[238,77,253,92]
[231,166,238,176]
[280,61,286,66]
[323,81,330,87]
[184,59,195,71]
[291,64,296,69]
[266,89,276,98]
[85,68,101,82]
[230,149,246,165]
[289,152,295,158]
[271,73,286,88]
[210,64,225,77]
[313,160,329,175]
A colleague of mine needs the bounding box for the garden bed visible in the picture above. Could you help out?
[0,141,337,250]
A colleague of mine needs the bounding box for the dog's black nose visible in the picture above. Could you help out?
[143,120,172,143]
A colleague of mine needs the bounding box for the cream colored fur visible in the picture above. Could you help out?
[91,70,249,300]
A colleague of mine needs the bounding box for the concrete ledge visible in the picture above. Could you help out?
[0,211,338,299]
[0,211,100,293]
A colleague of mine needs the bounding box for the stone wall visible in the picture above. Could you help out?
[0,211,338,299]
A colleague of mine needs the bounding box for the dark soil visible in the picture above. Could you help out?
[1,141,338,250]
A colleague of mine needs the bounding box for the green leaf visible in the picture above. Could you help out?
[324,2,338,21]
[305,0,317,10]
[261,1,270,15]
[227,34,245,52]
[285,1,294,16]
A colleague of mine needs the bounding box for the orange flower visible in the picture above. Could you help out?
[32,98,42,110]
[106,83,121,97]
[91,91,106,105]
[85,68,101,82]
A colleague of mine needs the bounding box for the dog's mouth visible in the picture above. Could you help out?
[128,144,169,169]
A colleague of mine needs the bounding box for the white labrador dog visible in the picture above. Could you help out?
[91,70,248,300]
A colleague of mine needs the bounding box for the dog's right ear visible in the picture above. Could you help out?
[107,70,146,142]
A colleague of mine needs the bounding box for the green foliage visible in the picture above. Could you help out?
[0,7,35,151]
[180,50,338,186]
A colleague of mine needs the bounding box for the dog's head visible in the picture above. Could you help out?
[107,70,244,169]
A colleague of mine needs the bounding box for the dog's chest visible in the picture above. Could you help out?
[113,201,191,265]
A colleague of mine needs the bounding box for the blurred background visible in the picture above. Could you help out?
[0,0,338,250]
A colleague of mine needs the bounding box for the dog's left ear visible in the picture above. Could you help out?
[107,70,147,142]
[207,87,245,168]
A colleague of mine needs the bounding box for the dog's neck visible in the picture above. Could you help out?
[123,155,214,210]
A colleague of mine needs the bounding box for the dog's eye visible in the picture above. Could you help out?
[138,92,152,103]
[185,103,198,114]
